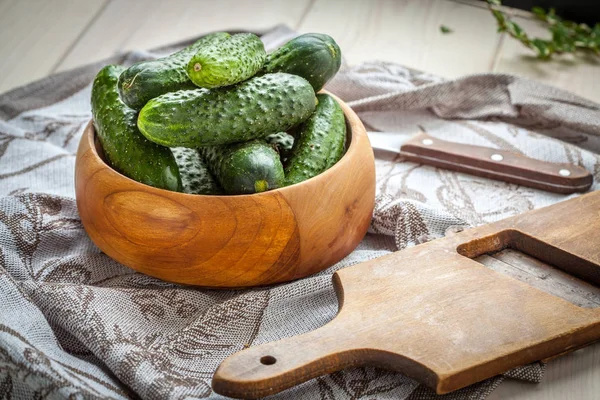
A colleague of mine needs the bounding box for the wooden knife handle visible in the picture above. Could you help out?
[400,132,593,194]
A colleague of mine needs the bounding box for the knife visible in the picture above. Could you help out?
[367,130,593,194]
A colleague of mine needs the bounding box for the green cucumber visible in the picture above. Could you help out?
[199,140,284,195]
[265,131,294,162]
[118,32,229,109]
[284,93,346,186]
[172,147,222,195]
[138,73,316,147]
[187,33,266,89]
[260,33,342,91]
[91,65,181,191]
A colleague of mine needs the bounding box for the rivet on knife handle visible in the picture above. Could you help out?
[398,131,593,194]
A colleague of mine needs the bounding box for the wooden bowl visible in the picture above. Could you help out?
[75,94,375,288]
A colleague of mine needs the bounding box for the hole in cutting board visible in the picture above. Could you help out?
[457,230,600,309]
[260,356,277,365]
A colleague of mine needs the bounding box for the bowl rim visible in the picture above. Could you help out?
[83,91,371,199]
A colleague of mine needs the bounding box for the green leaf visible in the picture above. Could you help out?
[491,9,506,26]
[440,25,453,34]
[506,20,527,40]
[577,23,591,34]
[531,39,552,58]
[546,8,561,24]
[532,7,546,20]
[562,20,577,30]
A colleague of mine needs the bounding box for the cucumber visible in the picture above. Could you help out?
[138,73,316,147]
[199,140,285,195]
[91,65,181,191]
[118,32,229,109]
[260,33,342,91]
[284,93,346,186]
[187,33,266,89]
[171,147,222,195]
[265,131,294,162]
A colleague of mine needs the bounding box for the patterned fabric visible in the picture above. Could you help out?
[1,25,599,399]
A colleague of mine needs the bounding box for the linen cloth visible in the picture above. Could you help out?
[1,25,599,399]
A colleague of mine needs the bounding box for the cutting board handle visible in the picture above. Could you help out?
[212,320,357,399]
[213,308,438,399]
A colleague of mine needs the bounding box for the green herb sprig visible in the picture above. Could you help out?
[487,0,600,59]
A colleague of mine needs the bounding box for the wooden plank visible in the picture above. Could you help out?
[0,0,108,94]
[493,14,600,103]
[297,0,501,78]
[56,0,313,72]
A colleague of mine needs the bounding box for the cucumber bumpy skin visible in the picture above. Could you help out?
[138,73,317,147]
[284,93,346,186]
[171,147,222,195]
[91,65,182,191]
[199,140,285,195]
[265,131,294,162]
[260,33,342,92]
[187,33,266,89]
[118,32,229,109]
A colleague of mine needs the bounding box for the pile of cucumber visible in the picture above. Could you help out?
[90,32,346,195]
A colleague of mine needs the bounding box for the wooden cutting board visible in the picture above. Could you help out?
[212,190,600,399]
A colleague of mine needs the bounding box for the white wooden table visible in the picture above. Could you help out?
[1,0,598,398]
